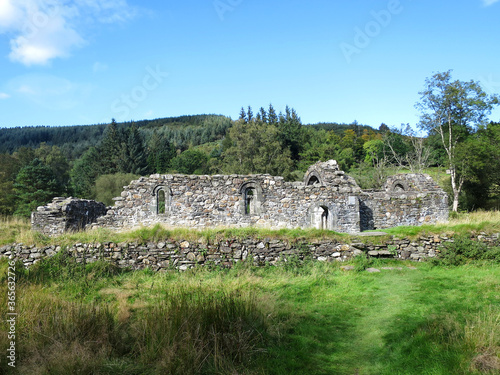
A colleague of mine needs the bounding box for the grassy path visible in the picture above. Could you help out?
[263,264,500,375]
[262,267,421,374]
[344,270,420,375]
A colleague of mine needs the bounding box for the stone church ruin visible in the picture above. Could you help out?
[32,160,449,236]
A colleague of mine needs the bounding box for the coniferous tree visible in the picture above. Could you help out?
[247,106,254,122]
[259,107,268,123]
[0,154,21,215]
[120,125,149,175]
[99,119,124,174]
[268,104,278,125]
[239,107,247,123]
[34,144,71,194]
[14,158,61,217]
[277,106,305,161]
[147,131,176,173]
[70,147,103,198]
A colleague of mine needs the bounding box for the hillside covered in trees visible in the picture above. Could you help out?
[1,72,499,217]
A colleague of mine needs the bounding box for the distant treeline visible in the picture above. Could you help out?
[0,115,379,160]
[0,114,232,159]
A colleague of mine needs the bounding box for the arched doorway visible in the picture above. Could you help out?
[312,205,331,230]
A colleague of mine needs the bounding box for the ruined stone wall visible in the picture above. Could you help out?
[360,174,449,231]
[97,173,362,233]
[31,161,449,235]
[31,198,107,236]
[3,233,498,270]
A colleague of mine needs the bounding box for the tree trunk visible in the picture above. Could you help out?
[450,168,460,212]
[452,191,459,212]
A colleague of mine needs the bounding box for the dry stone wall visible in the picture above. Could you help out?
[2,233,499,270]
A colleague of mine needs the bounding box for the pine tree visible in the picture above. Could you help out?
[268,104,278,125]
[120,125,149,175]
[259,107,267,123]
[99,119,124,174]
[247,106,254,122]
[239,107,247,123]
[278,106,305,161]
[70,147,103,198]
[14,158,61,217]
[147,131,176,173]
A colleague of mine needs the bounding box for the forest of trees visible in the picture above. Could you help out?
[0,71,499,217]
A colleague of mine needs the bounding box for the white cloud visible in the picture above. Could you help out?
[0,0,136,66]
[8,73,92,110]
[0,92,10,99]
[482,0,500,6]
[93,62,109,73]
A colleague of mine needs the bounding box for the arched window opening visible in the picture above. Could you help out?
[239,181,263,216]
[245,188,255,215]
[307,176,320,186]
[152,185,172,216]
[157,189,166,214]
[394,183,405,192]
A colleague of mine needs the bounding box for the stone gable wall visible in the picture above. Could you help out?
[360,190,448,231]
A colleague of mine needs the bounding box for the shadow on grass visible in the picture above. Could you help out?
[262,303,363,375]
[380,313,467,375]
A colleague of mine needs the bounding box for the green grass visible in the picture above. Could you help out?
[1,256,499,374]
[2,209,500,247]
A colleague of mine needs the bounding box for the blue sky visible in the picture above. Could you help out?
[0,0,499,129]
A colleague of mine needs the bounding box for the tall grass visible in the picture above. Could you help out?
[0,257,272,375]
[381,210,500,238]
[132,287,268,374]
[465,307,500,374]
[2,209,500,247]
[0,216,33,245]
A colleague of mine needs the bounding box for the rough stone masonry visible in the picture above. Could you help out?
[32,160,449,236]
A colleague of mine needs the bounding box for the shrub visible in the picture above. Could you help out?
[93,173,139,206]
[432,235,500,266]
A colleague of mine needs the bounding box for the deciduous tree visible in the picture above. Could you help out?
[416,70,498,211]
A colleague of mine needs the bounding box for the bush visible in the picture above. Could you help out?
[94,173,139,206]
[170,149,209,175]
[432,235,500,266]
